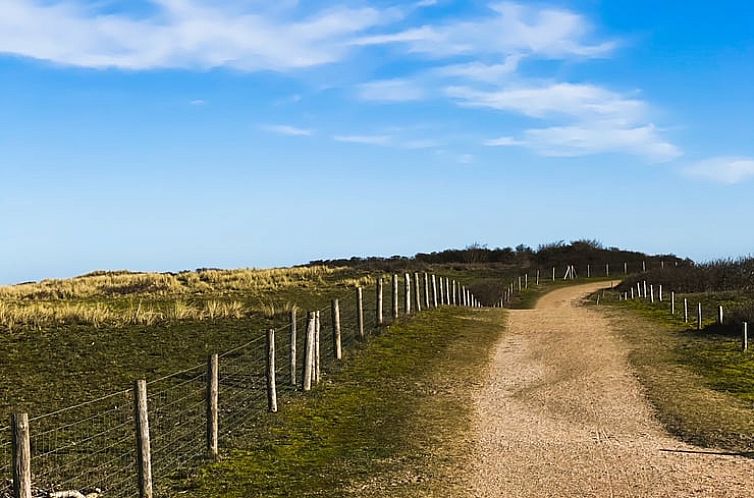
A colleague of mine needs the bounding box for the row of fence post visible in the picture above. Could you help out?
[619,280,750,351]
[8,272,480,498]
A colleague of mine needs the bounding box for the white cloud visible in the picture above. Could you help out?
[434,55,521,83]
[685,157,754,184]
[519,124,681,162]
[458,153,474,164]
[484,136,522,146]
[357,79,426,102]
[446,83,645,122]
[353,2,615,59]
[333,134,392,145]
[0,0,390,70]
[189,99,206,106]
[261,124,313,136]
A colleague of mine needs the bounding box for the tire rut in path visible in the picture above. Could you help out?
[469,282,754,498]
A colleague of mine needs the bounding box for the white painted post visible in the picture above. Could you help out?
[718,305,724,325]
[659,285,663,302]
[552,267,556,281]
[587,264,591,278]
[684,298,689,323]
[414,272,422,312]
[744,323,749,352]
[376,277,383,327]
[536,270,540,286]
[671,291,676,315]
[697,303,703,330]
[332,299,342,361]
[525,274,529,289]
[606,263,610,277]
[424,273,430,309]
[392,274,399,319]
[643,281,648,299]
[356,288,364,338]
[404,273,411,314]
[439,277,445,306]
[624,262,628,275]
[302,312,315,391]
[650,285,654,304]
[642,260,646,272]
[266,328,278,413]
[431,275,438,308]
[630,288,635,299]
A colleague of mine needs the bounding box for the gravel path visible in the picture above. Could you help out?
[469,282,754,497]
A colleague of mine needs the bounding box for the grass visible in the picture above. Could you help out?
[182,307,506,498]
[599,292,754,452]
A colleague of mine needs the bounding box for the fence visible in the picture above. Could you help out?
[611,279,751,351]
[493,259,667,307]
[0,273,480,498]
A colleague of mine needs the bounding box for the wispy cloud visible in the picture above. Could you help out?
[463,82,678,162]
[261,124,313,136]
[518,124,679,162]
[189,99,207,106]
[353,2,615,59]
[357,79,426,102]
[484,136,522,146]
[0,0,391,70]
[333,134,392,145]
[684,157,754,184]
[447,83,645,121]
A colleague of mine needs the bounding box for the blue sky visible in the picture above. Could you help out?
[1,0,753,284]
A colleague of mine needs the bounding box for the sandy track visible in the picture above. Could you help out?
[469,282,754,497]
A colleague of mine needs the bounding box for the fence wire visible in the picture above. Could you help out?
[0,274,456,497]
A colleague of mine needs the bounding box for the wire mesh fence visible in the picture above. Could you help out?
[0,273,469,498]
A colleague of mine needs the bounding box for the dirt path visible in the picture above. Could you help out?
[469,282,754,497]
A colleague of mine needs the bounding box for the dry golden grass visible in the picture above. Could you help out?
[0,266,343,330]
[0,266,338,300]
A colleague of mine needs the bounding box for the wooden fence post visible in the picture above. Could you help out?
[659,285,663,302]
[431,275,438,308]
[289,309,297,386]
[684,298,689,323]
[718,305,724,325]
[392,274,399,319]
[357,287,365,337]
[414,273,422,312]
[376,277,383,327]
[697,303,703,330]
[606,263,610,277]
[536,270,540,286]
[452,281,457,305]
[332,299,342,361]
[552,267,556,281]
[207,354,219,460]
[744,322,749,352]
[439,277,445,306]
[518,276,522,291]
[314,311,321,384]
[631,288,634,299]
[445,277,451,304]
[11,413,31,498]
[671,291,676,315]
[587,265,591,278]
[643,281,648,299]
[302,312,315,391]
[624,262,628,274]
[134,379,153,498]
[423,273,430,308]
[650,285,654,304]
[404,273,411,314]
[266,329,278,413]
[525,274,529,289]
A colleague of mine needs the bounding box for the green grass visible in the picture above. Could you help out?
[599,293,754,452]
[183,307,506,497]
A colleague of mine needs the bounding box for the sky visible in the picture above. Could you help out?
[1,0,753,284]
